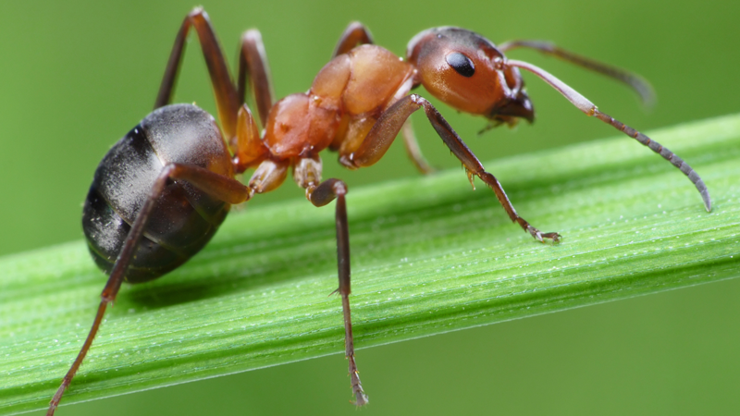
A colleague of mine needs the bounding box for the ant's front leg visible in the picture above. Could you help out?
[332,23,434,175]
[342,94,560,243]
[400,116,436,175]
[332,22,374,57]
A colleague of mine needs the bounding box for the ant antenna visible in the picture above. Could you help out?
[498,40,656,107]
[508,59,711,212]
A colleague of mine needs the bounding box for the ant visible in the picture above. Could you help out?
[47,7,711,415]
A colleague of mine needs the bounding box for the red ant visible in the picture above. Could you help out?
[47,8,711,414]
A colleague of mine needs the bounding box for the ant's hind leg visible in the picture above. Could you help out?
[155,8,241,138]
[48,164,251,416]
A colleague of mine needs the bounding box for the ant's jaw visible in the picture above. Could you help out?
[487,89,535,124]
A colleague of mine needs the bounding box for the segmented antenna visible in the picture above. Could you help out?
[498,40,656,106]
[508,59,711,212]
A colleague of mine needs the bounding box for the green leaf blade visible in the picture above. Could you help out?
[1,114,739,414]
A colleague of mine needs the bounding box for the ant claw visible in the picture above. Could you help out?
[527,225,561,243]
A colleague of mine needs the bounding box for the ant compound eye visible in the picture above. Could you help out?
[445,52,475,77]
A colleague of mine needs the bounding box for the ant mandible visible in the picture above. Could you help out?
[47,7,711,414]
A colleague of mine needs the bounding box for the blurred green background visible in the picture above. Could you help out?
[2,0,740,415]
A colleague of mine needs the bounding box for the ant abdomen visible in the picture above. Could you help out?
[82,104,232,283]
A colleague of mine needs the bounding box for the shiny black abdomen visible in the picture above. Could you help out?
[82,104,234,283]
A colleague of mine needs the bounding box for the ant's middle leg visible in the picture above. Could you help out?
[293,156,368,405]
[237,29,275,127]
[341,94,560,242]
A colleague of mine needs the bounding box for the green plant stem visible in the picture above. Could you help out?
[1,114,739,414]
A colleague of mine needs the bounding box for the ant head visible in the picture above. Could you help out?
[407,27,534,125]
